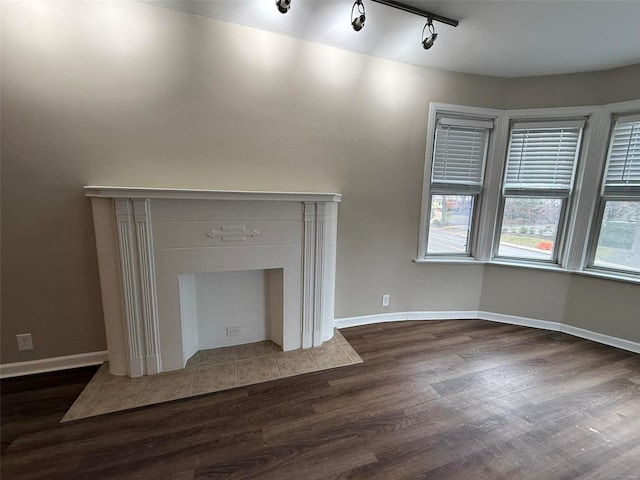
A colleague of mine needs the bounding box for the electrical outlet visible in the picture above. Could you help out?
[382,294,390,307]
[226,326,241,337]
[16,333,34,351]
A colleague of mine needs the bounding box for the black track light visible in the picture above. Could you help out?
[274,0,458,49]
[351,0,366,31]
[276,0,291,14]
[421,18,437,50]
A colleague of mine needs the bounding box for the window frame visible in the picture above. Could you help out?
[585,112,640,277]
[417,104,499,260]
[493,119,585,265]
[426,192,478,257]
[494,194,571,264]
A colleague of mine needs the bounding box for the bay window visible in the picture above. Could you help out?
[418,100,640,282]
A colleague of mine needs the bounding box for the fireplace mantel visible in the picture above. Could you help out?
[86,186,341,378]
[85,186,342,203]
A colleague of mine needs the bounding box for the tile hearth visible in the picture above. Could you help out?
[62,330,362,422]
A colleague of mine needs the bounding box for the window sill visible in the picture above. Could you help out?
[576,269,640,285]
[414,257,640,285]
[413,258,484,265]
[487,259,565,273]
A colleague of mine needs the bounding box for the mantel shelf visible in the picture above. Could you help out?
[84,186,342,203]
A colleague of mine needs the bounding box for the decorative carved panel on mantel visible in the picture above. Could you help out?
[206,226,261,242]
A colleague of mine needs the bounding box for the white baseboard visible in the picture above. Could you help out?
[558,324,640,354]
[0,351,108,379]
[335,311,640,354]
[3,311,637,379]
[477,311,560,332]
[334,311,479,329]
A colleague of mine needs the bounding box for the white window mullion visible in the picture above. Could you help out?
[476,114,510,261]
[562,110,609,271]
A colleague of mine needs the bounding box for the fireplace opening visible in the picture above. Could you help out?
[178,269,284,365]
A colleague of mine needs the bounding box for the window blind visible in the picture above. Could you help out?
[603,117,640,194]
[504,121,583,194]
[431,118,491,193]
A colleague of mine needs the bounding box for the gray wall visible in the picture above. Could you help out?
[480,266,640,343]
[1,1,639,364]
[505,65,640,108]
[564,275,640,343]
[480,266,571,324]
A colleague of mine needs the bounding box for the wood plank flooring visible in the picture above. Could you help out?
[2,320,639,479]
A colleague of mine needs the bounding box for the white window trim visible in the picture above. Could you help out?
[417,103,500,260]
[494,110,592,265]
[583,100,640,278]
[502,106,602,270]
[417,99,640,284]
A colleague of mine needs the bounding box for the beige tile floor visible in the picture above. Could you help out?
[62,330,362,422]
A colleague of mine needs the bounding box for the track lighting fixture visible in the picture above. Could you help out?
[421,18,437,50]
[274,0,457,49]
[275,0,291,14]
[351,0,366,32]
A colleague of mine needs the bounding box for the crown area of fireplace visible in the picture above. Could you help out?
[85,186,341,378]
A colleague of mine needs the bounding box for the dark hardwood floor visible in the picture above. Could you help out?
[2,320,639,479]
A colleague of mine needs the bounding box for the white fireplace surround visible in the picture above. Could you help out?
[85,186,341,378]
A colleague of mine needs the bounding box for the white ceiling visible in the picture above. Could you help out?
[148,0,640,78]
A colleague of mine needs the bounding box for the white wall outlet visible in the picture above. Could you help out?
[226,326,242,337]
[16,333,34,351]
[382,294,390,307]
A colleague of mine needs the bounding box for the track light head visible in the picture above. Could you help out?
[352,14,366,31]
[422,32,437,49]
[421,18,437,50]
[351,0,366,31]
[276,0,291,14]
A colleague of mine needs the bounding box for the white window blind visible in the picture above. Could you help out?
[431,117,492,193]
[504,120,584,194]
[603,117,640,194]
